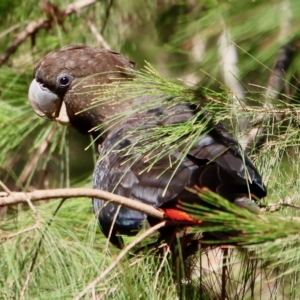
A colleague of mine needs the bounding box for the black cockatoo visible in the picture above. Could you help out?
[28,45,267,248]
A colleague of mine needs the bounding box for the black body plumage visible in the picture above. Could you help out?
[93,102,266,247]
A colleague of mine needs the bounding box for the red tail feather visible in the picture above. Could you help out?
[162,208,202,224]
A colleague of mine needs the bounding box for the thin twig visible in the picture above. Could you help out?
[20,198,66,299]
[23,192,40,224]
[1,224,39,241]
[19,127,56,185]
[280,203,300,210]
[87,20,111,50]
[105,204,121,250]
[74,221,167,300]
[0,180,11,195]
[208,96,300,115]
[100,0,113,34]
[3,188,300,223]
[0,188,163,220]
[0,23,21,39]
[153,243,170,289]
[221,247,228,300]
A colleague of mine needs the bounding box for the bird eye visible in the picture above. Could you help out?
[58,74,72,87]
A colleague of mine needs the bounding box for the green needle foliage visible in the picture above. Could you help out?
[179,187,300,245]
[2,1,300,299]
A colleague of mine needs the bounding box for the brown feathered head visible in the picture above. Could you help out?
[28,44,135,136]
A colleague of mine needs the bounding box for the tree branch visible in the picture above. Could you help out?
[0,188,164,220]
[0,0,98,67]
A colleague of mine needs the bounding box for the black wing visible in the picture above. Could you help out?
[93,106,266,246]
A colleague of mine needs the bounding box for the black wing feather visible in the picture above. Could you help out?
[93,105,266,245]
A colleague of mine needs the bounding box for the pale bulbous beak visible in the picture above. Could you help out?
[28,79,70,125]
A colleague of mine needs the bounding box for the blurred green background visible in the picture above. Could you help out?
[1,1,300,299]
